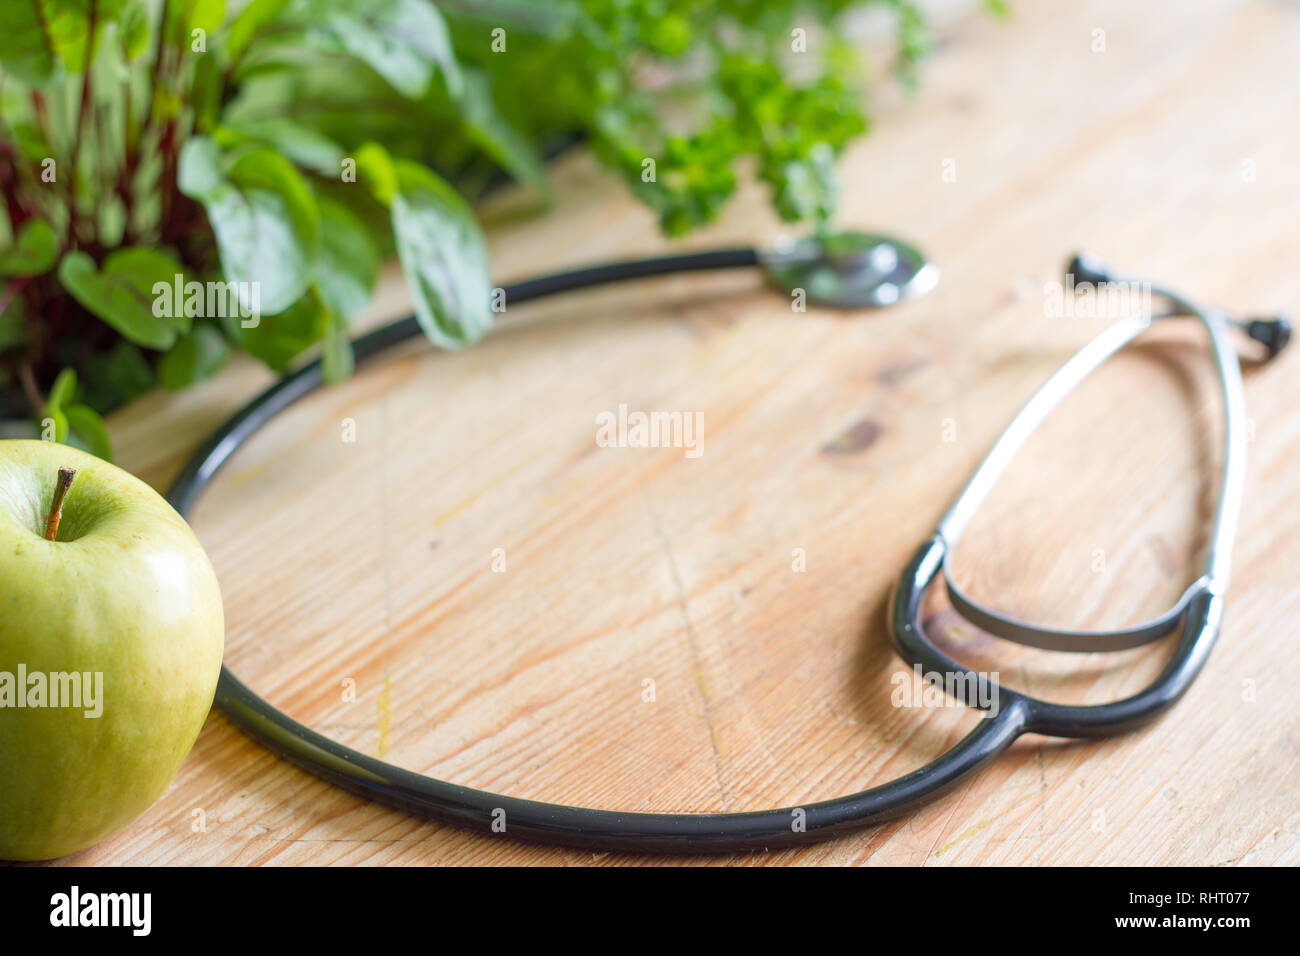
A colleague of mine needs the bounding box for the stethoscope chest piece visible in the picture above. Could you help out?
[760,232,939,309]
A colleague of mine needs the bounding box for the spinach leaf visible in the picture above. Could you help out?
[358,144,491,349]
[57,247,189,350]
[314,197,379,319]
[179,137,321,316]
[158,323,231,390]
[295,0,461,100]
[0,220,59,277]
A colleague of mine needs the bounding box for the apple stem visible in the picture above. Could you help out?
[44,467,77,542]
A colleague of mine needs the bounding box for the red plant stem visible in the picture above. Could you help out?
[0,145,34,230]
[29,92,54,155]
[29,91,75,244]
[141,1,171,153]
[18,362,43,416]
[0,277,29,319]
[67,1,99,248]
[158,118,176,231]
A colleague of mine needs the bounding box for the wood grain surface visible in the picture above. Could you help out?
[49,0,1300,865]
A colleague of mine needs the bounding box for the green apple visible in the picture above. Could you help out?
[0,439,224,860]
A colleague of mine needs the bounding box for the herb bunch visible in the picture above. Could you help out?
[0,0,941,456]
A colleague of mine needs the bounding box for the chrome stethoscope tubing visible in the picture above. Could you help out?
[166,247,1288,852]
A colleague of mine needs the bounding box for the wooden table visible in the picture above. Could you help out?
[66,0,1300,865]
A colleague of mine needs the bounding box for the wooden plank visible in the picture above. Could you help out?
[55,0,1300,865]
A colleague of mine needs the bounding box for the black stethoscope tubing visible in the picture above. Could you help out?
[165,249,1232,853]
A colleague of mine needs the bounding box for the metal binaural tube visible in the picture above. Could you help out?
[933,254,1284,653]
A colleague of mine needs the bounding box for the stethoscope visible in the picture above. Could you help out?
[166,233,1289,853]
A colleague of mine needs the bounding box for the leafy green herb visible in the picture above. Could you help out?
[41,368,114,461]
[58,248,189,350]
[178,139,320,315]
[321,312,354,385]
[313,197,380,319]
[0,220,59,276]
[158,323,231,390]
[0,0,950,436]
[222,289,327,372]
[377,147,492,349]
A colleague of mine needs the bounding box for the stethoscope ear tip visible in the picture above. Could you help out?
[1065,252,1112,285]
[1064,253,1292,363]
[1244,316,1292,360]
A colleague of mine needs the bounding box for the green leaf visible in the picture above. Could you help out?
[78,340,156,411]
[157,323,231,390]
[223,291,327,371]
[98,195,127,246]
[226,0,291,62]
[355,141,397,206]
[0,219,59,276]
[458,68,549,197]
[389,157,492,349]
[0,2,59,84]
[65,404,113,461]
[43,367,76,442]
[8,122,52,163]
[190,44,224,132]
[166,0,226,46]
[47,367,77,413]
[772,141,839,226]
[313,197,378,318]
[321,312,353,384]
[176,135,224,198]
[41,0,131,76]
[215,118,344,176]
[118,0,149,60]
[46,407,69,443]
[297,0,461,99]
[179,138,320,315]
[57,248,188,350]
[0,293,27,349]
